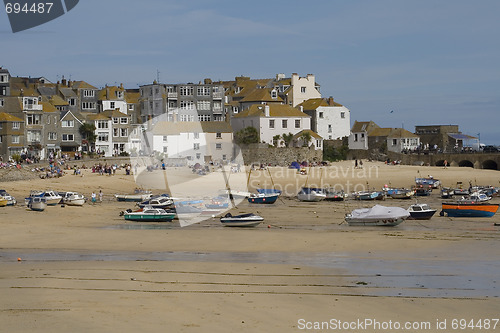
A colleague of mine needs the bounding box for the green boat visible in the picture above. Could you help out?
[123,207,176,222]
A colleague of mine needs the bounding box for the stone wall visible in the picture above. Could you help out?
[239,145,323,166]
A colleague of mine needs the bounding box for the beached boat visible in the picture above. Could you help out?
[297,187,326,202]
[388,188,414,200]
[257,188,282,195]
[26,190,62,206]
[354,191,385,201]
[453,182,469,195]
[407,203,437,220]
[345,205,410,226]
[123,207,176,222]
[0,189,16,206]
[61,192,86,206]
[413,185,432,196]
[220,213,264,227]
[440,202,499,218]
[466,192,491,202]
[27,197,47,211]
[0,197,7,207]
[440,187,454,199]
[205,197,229,209]
[415,177,440,188]
[138,195,174,209]
[324,188,346,201]
[115,189,153,202]
[248,192,279,204]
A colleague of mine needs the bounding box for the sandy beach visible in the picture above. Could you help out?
[1,160,499,332]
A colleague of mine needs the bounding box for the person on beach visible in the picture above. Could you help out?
[99,190,103,203]
[91,192,97,205]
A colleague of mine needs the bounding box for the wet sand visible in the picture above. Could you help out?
[0,161,499,332]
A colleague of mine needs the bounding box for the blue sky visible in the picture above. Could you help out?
[2,0,499,144]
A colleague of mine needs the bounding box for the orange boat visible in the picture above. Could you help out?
[441,202,499,217]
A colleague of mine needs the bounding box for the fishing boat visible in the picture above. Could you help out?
[26,190,62,206]
[122,207,176,222]
[324,188,346,201]
[0,190,16,206]
[0,197,7,207]
[345,205,410,226]
[138,195,174,209]
[115,189,153,202]
[466,192,491,202]
[415,177,440,189]
[440,202,499,217]
[388,188,414,200]
[407,203,437,220]
[205,197,229,209]
[297,187,326,202]
[61,192,86,206]
[412,185,432,196]
[453,182,469,196]
[247,192,279,204]
[220,213,264,227]
[27,197,47,211]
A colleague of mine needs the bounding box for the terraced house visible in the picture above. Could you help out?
[0,111,24,161]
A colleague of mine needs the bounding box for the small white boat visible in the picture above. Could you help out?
[138,195,173,208]
[297,187,326,202]
[61,192,86,206]
[115,192,153,202]
[0,189,16,206]
[28,197,47,211]
[467,192,491,202]
[26,190,62,206]
[407,203,437,220]
[345,205,410,226]
[220,213,264,227]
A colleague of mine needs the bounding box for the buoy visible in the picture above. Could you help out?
[267,225,271,228]
[17,258,22,262]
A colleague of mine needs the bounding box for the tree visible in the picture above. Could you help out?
[79,123,97,152]
[282,132,294,147]
[300,132,312,147]
[234,126,259,145]
[272,134,281,147]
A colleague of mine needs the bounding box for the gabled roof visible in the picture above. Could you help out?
[59,87,78,98]
[233,104,310,118]
[125,90,140,104]
[60,110,84,124]
[0,112,23,122]
[98,85,125,100]
[71,81,97,90]
[293,129,323,140]
[297,98,328,110]
[48,95,69,106]
[39,98,57,113]
[351,120,380,133]
[388,128,419,138]
[368,128,393,137]
[240,88,283,103]
[86,113,110,121]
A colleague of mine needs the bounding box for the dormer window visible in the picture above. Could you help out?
[83,90,95,97]
[271,89,277,99]
[116,91,123,99]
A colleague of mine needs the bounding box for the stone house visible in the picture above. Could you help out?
[0,111,24,161]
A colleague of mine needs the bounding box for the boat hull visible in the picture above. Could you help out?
[0,199,8,207]
[116,194,152,202]
[441,203,499,217]
[345,217,406,227]
[124,213,176,222]
[408,210,437,220]
[220,214,264,227]
[248,194,279,204]
[64,199,86,206]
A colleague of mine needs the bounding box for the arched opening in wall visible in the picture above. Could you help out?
[435,160,445,167]
[482,160,498,170]
[458,160,474,168]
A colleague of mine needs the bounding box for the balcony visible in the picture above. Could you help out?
[167,92,177,98]
[23,104,43,111]
[212,92,223,99]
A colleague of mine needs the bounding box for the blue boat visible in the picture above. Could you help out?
[256,188,282,195]
[441,202,499,217]
[205,197,229,209]
[248,193,279,204]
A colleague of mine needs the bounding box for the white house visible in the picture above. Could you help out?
[298,97,350,140]
[386,128,420,153]
[87,110,132,156]
[230,104,312,147]
[289,73,322,107]
[348,121,380,150]
[151,121,234,164]
[98,85,128,115]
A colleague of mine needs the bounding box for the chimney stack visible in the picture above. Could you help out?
[328,96,334,106]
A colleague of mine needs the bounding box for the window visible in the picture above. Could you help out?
[216,132,222,139]
[27,130,41,142]
[232,106,239,114]
[196,153,201,159]
[222,154,227,161]
[300,87,306,93]
[82,102,96,109]
[180,100,194,110]
[12,135,20,144]
[83,90,95,97]
[269,119,275,129]
[48,132,57,140]
[0,87,5,95]
[197,100,211,110]
[0,74,8,82]
[110,102,115,109]
[271,90,277,99]
[282,119,287,128]
[194,132,199,139]
[295,119,301,128]
[62,120,74,127]
[180,86,193,96]
[197,86,210,96]
[97,133,108,142]
[166,86,176,93]
[392,139,397,146]
[354,133,358,142]
[26,114,41,125]
[97,121,108,129]
[198,114,211,122]
[193,143,200,150]
[128,104,134,111]
[213,101,222,110]
[68,98,76,106]
[319,112,323,119]
[116,91,123,99]
[316,140,322,148]
[341,112,345,119]
[12,122,20,129]
[0,98,4,107]
[180,114,194,122]
[361,133,365,138]
[0,136,2,143]
[163,135,168,142]
[215,143,222,150]
[113,128,119,137]
[113,118,119,124]
[62,134,74,141]
[120,128,128,137]
[120,117,128,124]
[328,124,332,133]
[163,146,168,153]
